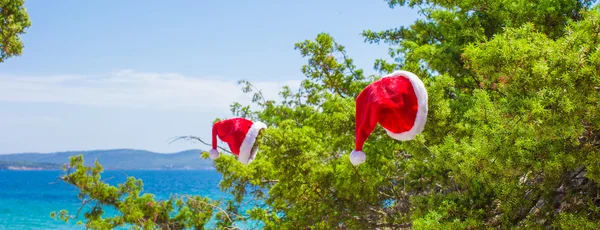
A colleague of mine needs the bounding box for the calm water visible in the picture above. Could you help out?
[0,170,234,229]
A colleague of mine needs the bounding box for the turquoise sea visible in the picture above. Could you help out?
[0,170,236,229]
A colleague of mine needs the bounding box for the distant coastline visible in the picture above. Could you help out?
[0,149,215,171]
[0,160,62,170]
[6,166,48,171]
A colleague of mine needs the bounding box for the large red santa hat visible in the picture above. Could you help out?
[209,118,267,164]
[350,70,428,165]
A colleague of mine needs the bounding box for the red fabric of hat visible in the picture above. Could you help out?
[350,70,428,165]
[209,118,267,164]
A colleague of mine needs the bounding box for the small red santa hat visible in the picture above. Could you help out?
[209,118,267,164]
[350,70,428,165]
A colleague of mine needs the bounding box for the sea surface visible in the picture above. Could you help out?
[0,170,241,230]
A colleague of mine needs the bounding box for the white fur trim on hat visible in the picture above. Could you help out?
[209,149,220,160]
[238,121,267,164]
[382,70,428,140]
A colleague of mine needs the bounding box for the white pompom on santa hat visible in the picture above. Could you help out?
[209,118,267,164]
[350,70,428,166]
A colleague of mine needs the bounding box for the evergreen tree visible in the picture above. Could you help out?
[54,0,600,229]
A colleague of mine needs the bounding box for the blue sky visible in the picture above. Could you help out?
[0,0,419,154]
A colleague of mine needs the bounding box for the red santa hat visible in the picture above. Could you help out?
[350,70,428,165]
[209,118,267,164]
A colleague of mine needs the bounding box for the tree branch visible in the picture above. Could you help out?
[335,42,360,81]
[186,195,243,230]
[168,136,233,154]
[351,164,366,183]
[238,80,267,106]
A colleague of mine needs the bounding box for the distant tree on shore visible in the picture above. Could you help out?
[0,0,31,62]
[53,0,600,229]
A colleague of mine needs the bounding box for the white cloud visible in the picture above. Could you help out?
[0,70,301,112]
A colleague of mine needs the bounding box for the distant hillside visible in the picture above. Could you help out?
[0,149,214,170]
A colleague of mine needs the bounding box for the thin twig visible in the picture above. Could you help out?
[239,80,267,106]
[168,136,233,154]
[51,165,73,185]
[422,144,432,153]
[351,165,366,183]
[336,42,360,82]
[67,199,92,220]
[49,177,63,185]
[186,195,243,230]
[249,83,267,106]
